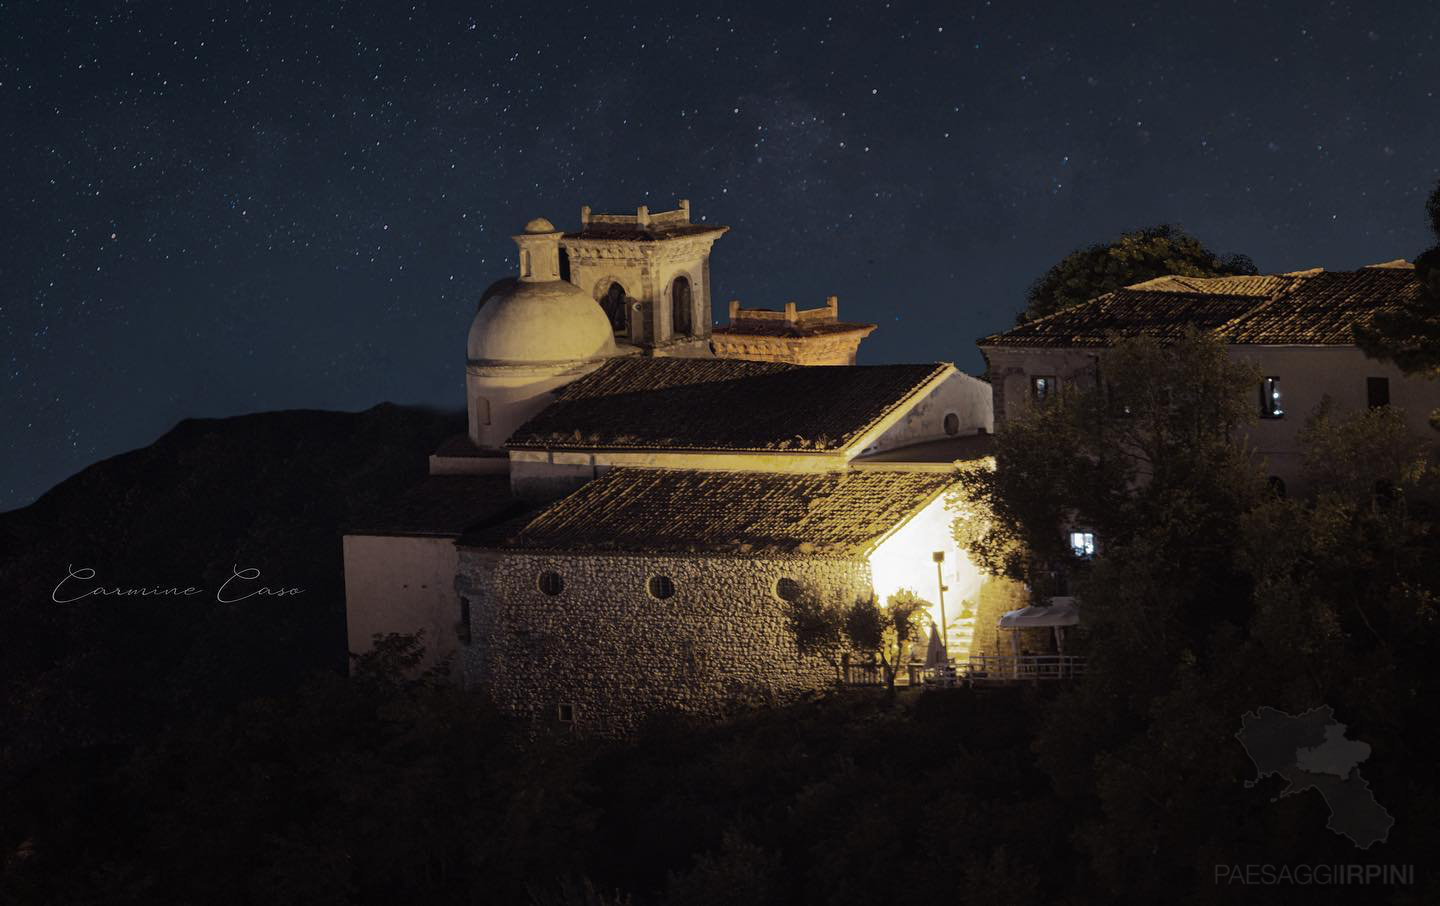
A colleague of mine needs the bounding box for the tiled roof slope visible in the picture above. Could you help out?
[1126,274,1296,296]
[980,263,1418,348]
[1226,267,1418,344]
[978,290,1263,348]
[479,467,958,556]
[507,357,950,452]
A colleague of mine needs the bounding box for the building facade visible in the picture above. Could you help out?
[978,262,1440,495]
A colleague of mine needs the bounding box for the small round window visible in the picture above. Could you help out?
[943,412,960,436]
[648,575,676,599]
[538,570,564,596]
[775,577,802,602]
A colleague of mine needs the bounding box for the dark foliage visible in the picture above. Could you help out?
[1020,224,1256,323]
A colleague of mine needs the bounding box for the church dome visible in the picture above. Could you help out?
[467,280,617,364]
[466,217,617,365]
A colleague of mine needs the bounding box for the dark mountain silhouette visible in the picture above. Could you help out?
[0,404,463,766]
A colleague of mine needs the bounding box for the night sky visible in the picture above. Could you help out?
[4,1,1439,510]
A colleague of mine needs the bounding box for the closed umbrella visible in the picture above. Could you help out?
[924,621,947,667]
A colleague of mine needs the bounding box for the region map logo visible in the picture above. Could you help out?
[1236,705,1394,850]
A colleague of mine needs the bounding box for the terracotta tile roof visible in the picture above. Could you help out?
[471,467,959,556]
[712,320,876,339]
[346,475,517,537]
[1126,274,1295,296]
[507,357,951,452]
[1225,267,1418,344]
[978,290,1262,348]
[980,264,1419,348]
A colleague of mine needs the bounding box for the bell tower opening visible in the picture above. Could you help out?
[559,199,728,358]
[602,281,628,334]
[672,275,693,336]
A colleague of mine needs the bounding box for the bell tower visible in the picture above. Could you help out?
[559,199,729,358]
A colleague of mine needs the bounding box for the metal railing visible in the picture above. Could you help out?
[841,655,1086,688]
[959,654,1086,682]
[841,661,925,687]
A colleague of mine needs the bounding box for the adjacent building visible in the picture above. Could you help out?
[978,261,1440,495]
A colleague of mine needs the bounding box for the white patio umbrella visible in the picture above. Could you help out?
[997,597,1081,676]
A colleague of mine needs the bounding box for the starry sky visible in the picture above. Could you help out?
[4,1,1439,510]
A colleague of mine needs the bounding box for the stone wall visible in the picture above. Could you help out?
[456,549,873,736]
[966,575,1051,659]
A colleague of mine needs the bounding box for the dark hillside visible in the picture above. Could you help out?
[0,403,463,765]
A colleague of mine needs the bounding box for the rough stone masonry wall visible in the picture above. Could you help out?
[967,575,1054,659]
[456,550,873,737]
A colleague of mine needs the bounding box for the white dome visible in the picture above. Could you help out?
[467,278,618,364]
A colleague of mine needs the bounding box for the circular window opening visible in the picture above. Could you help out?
[537,570,564,596]
[775,577,802,602]
[648,575,676,599]
[943,412,960,436]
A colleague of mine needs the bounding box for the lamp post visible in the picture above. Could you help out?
[932,551,948,656]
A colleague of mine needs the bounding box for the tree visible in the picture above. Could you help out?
[1353,180,1440,429]
[1036,401,1440,896]
[843,591,927,695]
[782,584,848,681]
[782,586,926,694]
[955,328,1264,599]
[1019,224,1256,323]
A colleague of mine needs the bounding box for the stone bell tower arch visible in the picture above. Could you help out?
[559,199,729,358]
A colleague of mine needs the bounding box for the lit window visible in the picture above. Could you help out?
[1367,377,1390,409]
[1032,375,1057,403]
[648,575,676,599]
[775,577,802,602]
[1069,531,1095,559]
[537,571,564,596]
[1260,377,1284,418]
[943,412,960,436]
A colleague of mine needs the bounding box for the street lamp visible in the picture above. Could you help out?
[932,551,948,655]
